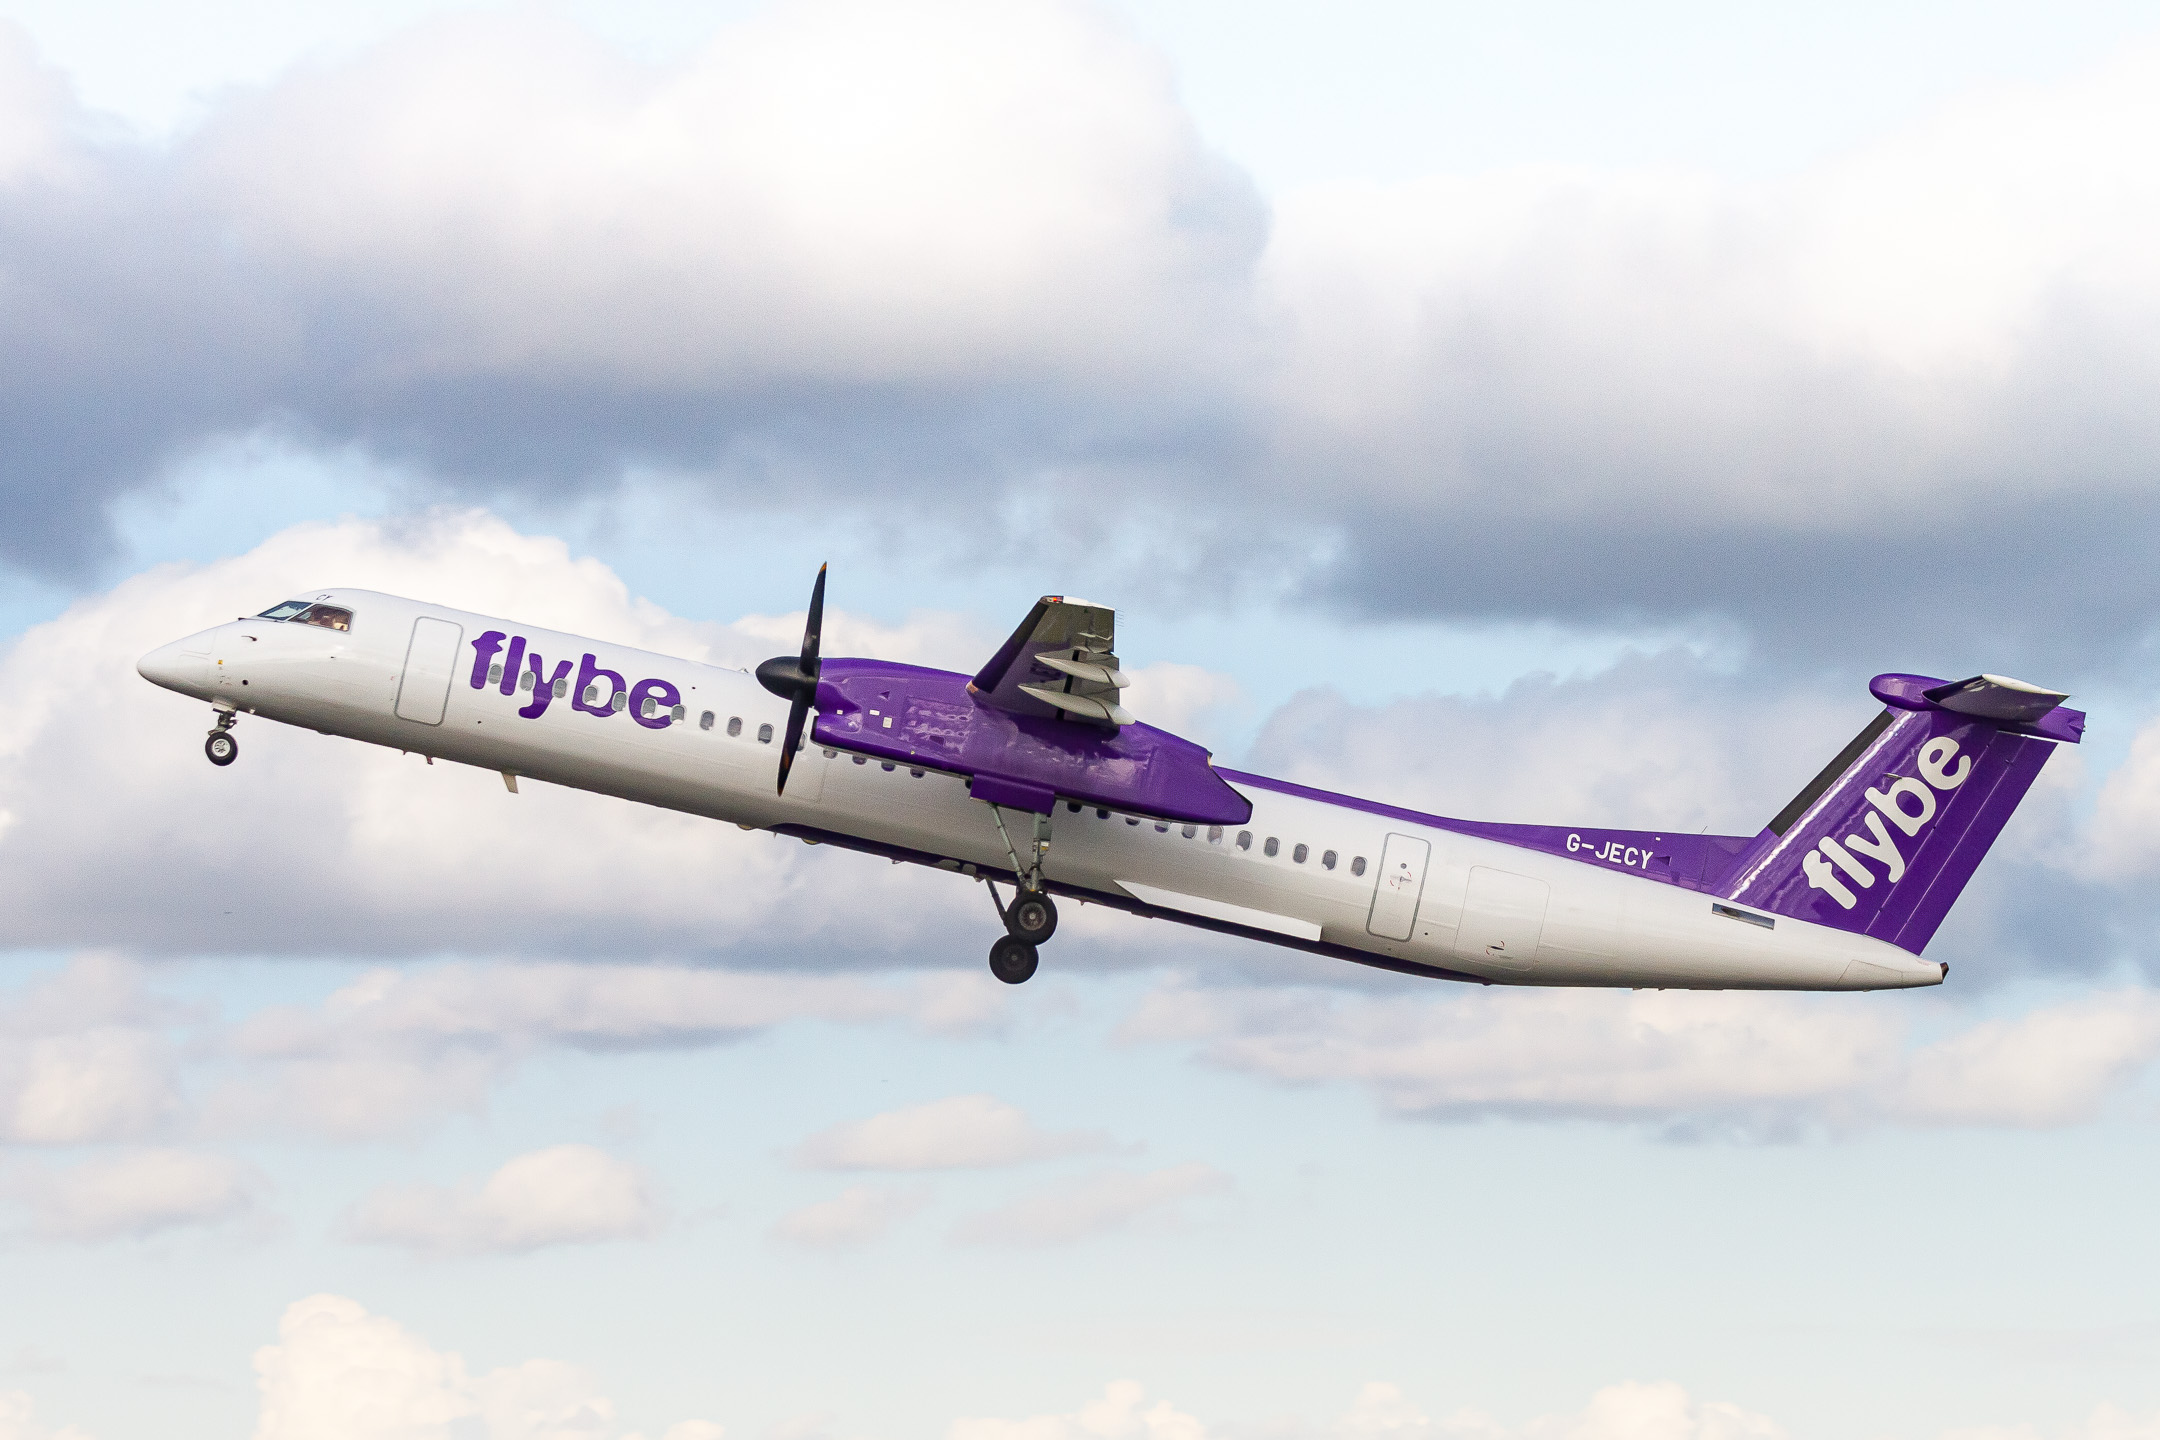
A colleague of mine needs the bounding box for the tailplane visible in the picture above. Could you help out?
[1717,674,2083,951]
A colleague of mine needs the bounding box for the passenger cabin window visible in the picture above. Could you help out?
[1207,826,1223,843]
[611,692,627,712]
[1293,843,1308,864]
[699,711,715,731]
[1182,824,1197,839]
[727,717,743,737]
[1236,831,1252,851]
[520,671,535,692]
[1264,837,1280,858]
[1351,856,1367,876]
[488,663,503,685]
[671,704,686,723]
[757,723,773,743]
[553,677,567,697]
[1322,850,1337,870]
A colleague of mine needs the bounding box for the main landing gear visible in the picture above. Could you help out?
[205,709,238,767]
[982,804,1060,984]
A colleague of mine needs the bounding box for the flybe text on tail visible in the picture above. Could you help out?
[1721,673,2082,953]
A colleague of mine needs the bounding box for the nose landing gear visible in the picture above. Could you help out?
[205,710,238,766]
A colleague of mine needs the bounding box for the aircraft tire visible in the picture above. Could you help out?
[988,935,1039,985]
[206,733,238,767]
[1006,888,1058,945]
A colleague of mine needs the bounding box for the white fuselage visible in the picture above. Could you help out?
[140,590,1944,991]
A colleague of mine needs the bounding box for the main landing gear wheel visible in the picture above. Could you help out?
[205,731,237,766]
[988,934,1039,985]
[1006,888,1058,945]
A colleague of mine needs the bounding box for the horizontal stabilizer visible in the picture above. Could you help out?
[1923,674,2070,724]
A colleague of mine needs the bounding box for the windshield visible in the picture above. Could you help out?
[255,600,354,632]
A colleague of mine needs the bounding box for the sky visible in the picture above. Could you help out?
[2,2,2160,1438]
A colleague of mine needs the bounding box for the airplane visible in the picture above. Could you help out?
[135,571,2082,989]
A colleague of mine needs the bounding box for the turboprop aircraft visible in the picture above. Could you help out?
[136,571,2082,988]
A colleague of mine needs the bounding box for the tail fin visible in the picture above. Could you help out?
[1718,674,2083,951]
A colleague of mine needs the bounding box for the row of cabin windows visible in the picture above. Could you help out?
[468,670,781,743]
[1055,800,1366,876]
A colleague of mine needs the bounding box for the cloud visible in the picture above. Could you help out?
[211,958,1007,1139]
[951,1379,1796,1440]
[769,1184,929,1249]
[344,1145,659,1256]
[1120,981,2160,1135]
[953,1163,1227,1246]
[0,509,1006,962]
[251,1293,723,1440]
[0,1387,93,1440]
[3,8,2160,666]
[0,956,179,1145]
[4,1147,259,1242]
[791,1094,1110,1171]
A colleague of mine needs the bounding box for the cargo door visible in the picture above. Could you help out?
[395,617,462,725]
[1456,867,1549,970]
[1365,832,1432,941]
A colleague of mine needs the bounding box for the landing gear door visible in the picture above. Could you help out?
[1365,832,1432,941]
[395,617,463,725]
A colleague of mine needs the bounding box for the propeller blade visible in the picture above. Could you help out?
[762,563,828,796]
[801,562,826,671]
[776,695,810,795]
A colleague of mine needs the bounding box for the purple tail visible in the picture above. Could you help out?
[1717,674,2083,952]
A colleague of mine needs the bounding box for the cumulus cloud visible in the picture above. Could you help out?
[344,1144,659,1256]
[1121,981,2160,1135]
[0,1388,93,1440]
[251,1293,723,1440]
[0,955,179,1145]
[791,1094,1111,1171]
[769,1184,929,1249]
[953,1163,1228,1246]
[951,1378,1792,1440]
[2,7,2160,662]
[4,1147,260,1242]
[210,958,1007,1139]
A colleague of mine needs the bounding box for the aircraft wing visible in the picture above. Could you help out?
[969,596,1135,727]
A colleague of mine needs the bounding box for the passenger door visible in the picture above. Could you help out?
[395,617,463,725]
[1365,833,1431,941]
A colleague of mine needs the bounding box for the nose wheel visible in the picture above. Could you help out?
[205,711,238,767]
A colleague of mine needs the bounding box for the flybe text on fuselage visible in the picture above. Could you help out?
[467,631,687,729]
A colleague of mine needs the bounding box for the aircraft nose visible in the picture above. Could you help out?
[136,634,212,696]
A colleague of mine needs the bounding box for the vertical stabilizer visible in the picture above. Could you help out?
[1718,674,2082,952]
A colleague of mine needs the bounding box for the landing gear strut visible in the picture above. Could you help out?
[205,710,238,767]
[982,804,1059,982]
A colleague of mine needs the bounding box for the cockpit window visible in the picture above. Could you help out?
[295,605,353,632]
[257,600,353,631]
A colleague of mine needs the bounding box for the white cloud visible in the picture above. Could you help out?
[6,1147,259,1242]
[252,1293,724,1440]
[950,1381,1208,1440]
[180,0,1257,389]
[951,1379,1792,1440]
[0,1388,93,1440]
[953,1163,1227,1246]
[0,509,1004,961]
[210,959,1006,1140]
[792,1094,1109,1172]
[345,1144,660,1257]
[769,1184,928,1249]
[1942,1407,2160,1440]
[1120,981,2160,1135]
[0,955,178,1146]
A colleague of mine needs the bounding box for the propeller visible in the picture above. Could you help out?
[755,563,827,796]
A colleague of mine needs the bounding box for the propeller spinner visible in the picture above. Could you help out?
[755,563,827,795]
